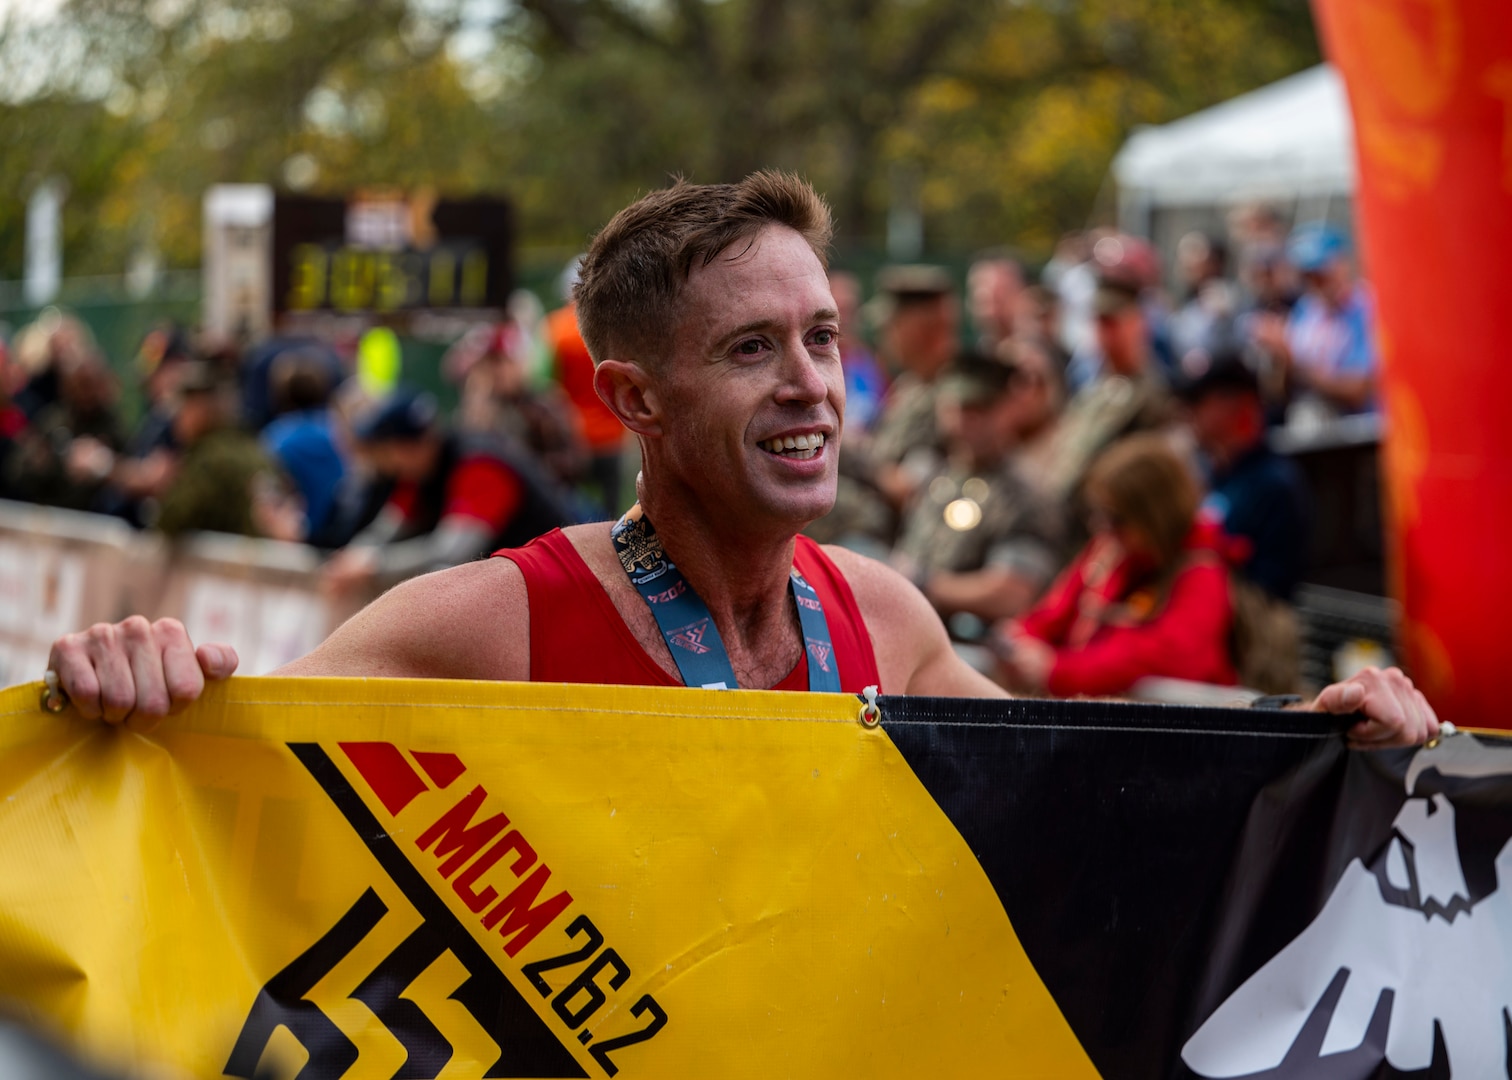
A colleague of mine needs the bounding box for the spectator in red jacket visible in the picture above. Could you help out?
[995,433,1236,697]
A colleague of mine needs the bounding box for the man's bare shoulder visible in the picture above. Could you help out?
[277,557,531,680]
[559,521,619,574]
[820,543,1007,698]
[819,544,946,687]
[819,544,922,616]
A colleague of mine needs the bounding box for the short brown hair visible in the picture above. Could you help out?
[574,171,833,366]
[1085,433,1199,569]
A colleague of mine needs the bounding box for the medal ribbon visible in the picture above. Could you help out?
[610,505,841,692]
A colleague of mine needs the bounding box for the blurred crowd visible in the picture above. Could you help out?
[0,209,1375,696]
[0,268,607,604]
[811,210,1374,697]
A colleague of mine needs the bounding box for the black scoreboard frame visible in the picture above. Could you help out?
[270,194,514,321]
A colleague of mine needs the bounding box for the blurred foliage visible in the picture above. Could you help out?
[0,0,1321,278]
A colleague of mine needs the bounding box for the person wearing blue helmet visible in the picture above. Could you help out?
[1252,222,1377,418]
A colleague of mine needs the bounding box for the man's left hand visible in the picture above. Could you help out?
[1311,666,1440,748]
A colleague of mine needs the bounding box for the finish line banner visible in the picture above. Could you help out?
[0,680,1509,1079]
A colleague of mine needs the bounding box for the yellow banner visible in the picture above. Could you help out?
[0,678,1095,1078]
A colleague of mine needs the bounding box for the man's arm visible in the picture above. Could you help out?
[281,558,529,681]
[1296,366,1375,413]
[826,545,1008,698]
[327,456,524,595]
[921,566,1040,623]
[325,518,495,595]
[48,557,531,731]
[920,530,1059,623]
[1308,300,1380,413]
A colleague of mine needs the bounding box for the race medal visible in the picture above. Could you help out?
[611,505,841,693]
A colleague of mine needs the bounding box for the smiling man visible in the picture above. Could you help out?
[49,173,1436,745]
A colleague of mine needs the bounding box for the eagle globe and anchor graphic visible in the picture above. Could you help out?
[1182,730,1512,1078]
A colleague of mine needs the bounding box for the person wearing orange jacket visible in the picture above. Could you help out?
[545,259,627,518]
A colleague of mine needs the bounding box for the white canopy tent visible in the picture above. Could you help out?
[1113,65,1355,239]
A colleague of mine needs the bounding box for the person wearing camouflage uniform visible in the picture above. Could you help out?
[809,265,958,550]
[892,351,1066,634]
[155,363,279,538]
[1033,262,1176,507]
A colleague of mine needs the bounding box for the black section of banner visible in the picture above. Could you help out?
[884,697,1512,1079]
[289,742,588,1079]
[879,696,1351,1079]
[351,922,452,1078]
[1177,743,1512,1080]
[225,886,386,1078]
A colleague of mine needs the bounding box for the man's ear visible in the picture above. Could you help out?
[595,360,661,437]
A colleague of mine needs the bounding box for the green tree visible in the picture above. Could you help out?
[0,0,1322,281]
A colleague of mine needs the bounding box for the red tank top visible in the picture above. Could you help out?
[495,530,881,692]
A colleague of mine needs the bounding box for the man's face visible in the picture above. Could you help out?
[1187,393,1232,453]
[1188,389,1259,456]
[1243,258,1284,300]
[1095,305,1147,376]
[651,225,844,532]
[490,351,527,398]
[968,261,1020,337]
[171,393,217,445]
[1013,292,1056,344]
[1003,346,1055,436]
[1302,258,1352,307]
[938,391,1012,467]
[828,272,862,337]
[362,437,438,483]
[882,295,957,378]
[1176,235,1217,288]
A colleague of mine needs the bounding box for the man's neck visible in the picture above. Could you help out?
[953,445,1008,475]
[1209,430,1264,473]
[1017,413,1052,444]
[1323,281,1354,312]
[901,348,951,383]
[636,492,800,661]
[1106,351,1148,380]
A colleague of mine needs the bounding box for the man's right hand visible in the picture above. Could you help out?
[47,617,238,731]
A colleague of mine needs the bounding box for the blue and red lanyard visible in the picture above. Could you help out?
[610,505,841,692]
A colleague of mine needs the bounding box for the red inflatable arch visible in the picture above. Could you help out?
[1314,0,1512,727]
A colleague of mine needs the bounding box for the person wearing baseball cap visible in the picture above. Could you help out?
[1252,222,1377,417]
[809,264,959,549]
[891,350,1066,632]
[322,386,577,597]
[1177,348,1309,605]
[1036,235,1178,507]
[544,256,626,517]
[154,362,280,538]
[967,250,1024,357]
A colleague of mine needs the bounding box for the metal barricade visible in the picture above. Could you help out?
[0,500,145,688]
[0,501,377,681]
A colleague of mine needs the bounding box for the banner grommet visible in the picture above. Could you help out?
[859,685,881,728]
